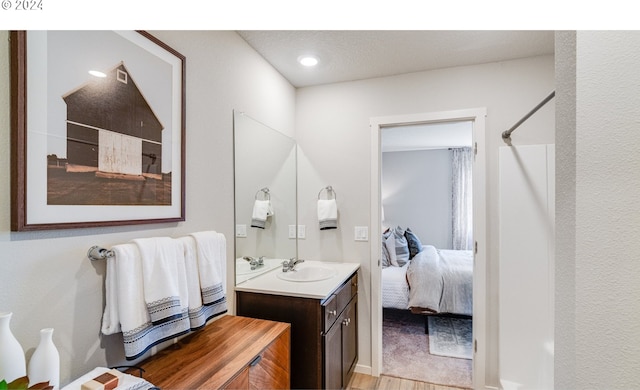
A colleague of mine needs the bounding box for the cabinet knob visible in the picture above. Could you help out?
[342,318,351,326]
[328,310,337,316]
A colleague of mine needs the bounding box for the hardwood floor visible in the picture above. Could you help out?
[347,372,470,390]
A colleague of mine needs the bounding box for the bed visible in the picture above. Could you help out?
[382,244,473,316]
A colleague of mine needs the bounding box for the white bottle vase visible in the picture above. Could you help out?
[28,328,60,390]
[0,312,26,383]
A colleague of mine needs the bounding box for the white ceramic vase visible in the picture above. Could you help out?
[28,328,60,390]
[0,312,26,383]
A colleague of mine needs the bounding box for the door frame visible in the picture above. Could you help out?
[369,108,487,389]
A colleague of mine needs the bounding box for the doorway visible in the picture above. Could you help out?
[369,108,487,389]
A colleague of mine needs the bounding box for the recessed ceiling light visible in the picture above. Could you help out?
[298,55,319,67]
[88,70,107,78]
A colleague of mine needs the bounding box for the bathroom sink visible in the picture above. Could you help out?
[276,266,337,282]
[236,261,260,275]
[236,258,281,276]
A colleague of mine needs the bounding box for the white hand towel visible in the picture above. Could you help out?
[190,231,228,313]
[177,236,204,329]
[102,243,148,337]
[101,242,190,360]
[318,199,338,230]
[101,245,123,335]
[251,200,272,229]
[177,235,224,329]
[132,237,189,325]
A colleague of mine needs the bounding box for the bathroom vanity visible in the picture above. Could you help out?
[236,261,360,390]
[128,315,290,389]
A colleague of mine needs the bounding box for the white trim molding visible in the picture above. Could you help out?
[369,108,487,389]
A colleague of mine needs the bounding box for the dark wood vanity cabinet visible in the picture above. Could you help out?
[236,272,358,389]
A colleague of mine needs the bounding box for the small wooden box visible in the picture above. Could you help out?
[80,369,121,390]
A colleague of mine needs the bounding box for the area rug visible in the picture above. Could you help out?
[427,316,473,359]
[383,309,472,388]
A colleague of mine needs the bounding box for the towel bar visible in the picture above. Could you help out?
[318,186,337,200]
[88,245,114,261]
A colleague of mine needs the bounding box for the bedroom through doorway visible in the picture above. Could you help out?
[369,108,487,389]
[380,120,473,388]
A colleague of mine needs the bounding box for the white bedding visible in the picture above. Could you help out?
[381,262,410,309]
[407,245,473,315]
[382,245,473,315]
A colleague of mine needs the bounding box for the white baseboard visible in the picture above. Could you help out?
[354,363,372,376]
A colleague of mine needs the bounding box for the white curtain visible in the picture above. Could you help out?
[452,147,473,250]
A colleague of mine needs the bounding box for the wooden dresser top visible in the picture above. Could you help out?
[132,315,290,389]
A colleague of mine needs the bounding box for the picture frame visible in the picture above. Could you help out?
[10,31,186,231]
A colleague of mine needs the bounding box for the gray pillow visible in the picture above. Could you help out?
[381,228,392,267]
[390,226,410,266]
[381,241,391,268]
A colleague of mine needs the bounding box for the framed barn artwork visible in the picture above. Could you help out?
[10,31,186,231]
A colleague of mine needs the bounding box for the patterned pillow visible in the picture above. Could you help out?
[404,228,423,259]
[389,226,410,266]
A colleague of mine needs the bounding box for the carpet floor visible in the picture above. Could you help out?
[382,309,472,389]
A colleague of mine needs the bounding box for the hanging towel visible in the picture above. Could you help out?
[251,200,273,229]
[177,235,223,330]
[190,231,228,315]
[100,243,190,360]
[318,199,338,230]
[101,244,125,336]
[132,237,189,325]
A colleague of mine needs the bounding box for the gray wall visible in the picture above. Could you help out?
[0,30,296,385]
[381,149,452,249]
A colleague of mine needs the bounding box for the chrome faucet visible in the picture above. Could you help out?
[282,257,305,272]
[243,256,265,270]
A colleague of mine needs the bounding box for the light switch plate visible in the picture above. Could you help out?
[355,226,368,241]
[236,224,247,237]
[298,225,306,239]
[288,225,296,239]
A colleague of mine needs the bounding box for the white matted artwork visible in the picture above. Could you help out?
[10,30,185,231]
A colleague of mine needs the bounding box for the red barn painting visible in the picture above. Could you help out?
[62,62,164,180]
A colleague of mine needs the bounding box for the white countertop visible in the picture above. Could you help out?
[234,260,360,300]
[235,257,283,284]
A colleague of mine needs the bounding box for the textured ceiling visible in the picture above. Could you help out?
[237,30,555,88]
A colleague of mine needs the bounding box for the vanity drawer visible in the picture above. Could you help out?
[335,274,357,315]
[323,294,339,332]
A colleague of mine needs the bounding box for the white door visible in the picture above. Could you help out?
[499,145,555,390]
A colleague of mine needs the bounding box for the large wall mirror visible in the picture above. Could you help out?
[233,111,297,285]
